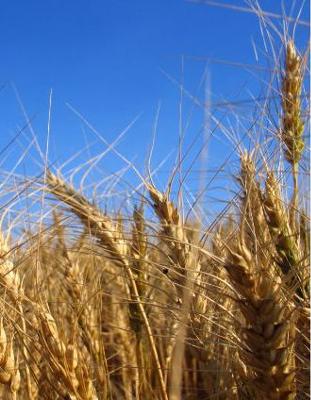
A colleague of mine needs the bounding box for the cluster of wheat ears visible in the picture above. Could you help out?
[0,32,309,400]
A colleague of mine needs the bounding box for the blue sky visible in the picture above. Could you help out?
[0,1,309,213]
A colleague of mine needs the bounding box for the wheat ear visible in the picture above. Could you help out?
[281,40,305,221]
[45,170,168,400]
[225,242,296,400]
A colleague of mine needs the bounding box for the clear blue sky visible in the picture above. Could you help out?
[0,1,309,210]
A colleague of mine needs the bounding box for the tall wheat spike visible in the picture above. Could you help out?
[281,40,305,223]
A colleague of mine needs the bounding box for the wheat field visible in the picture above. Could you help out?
[0,7,309,400]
